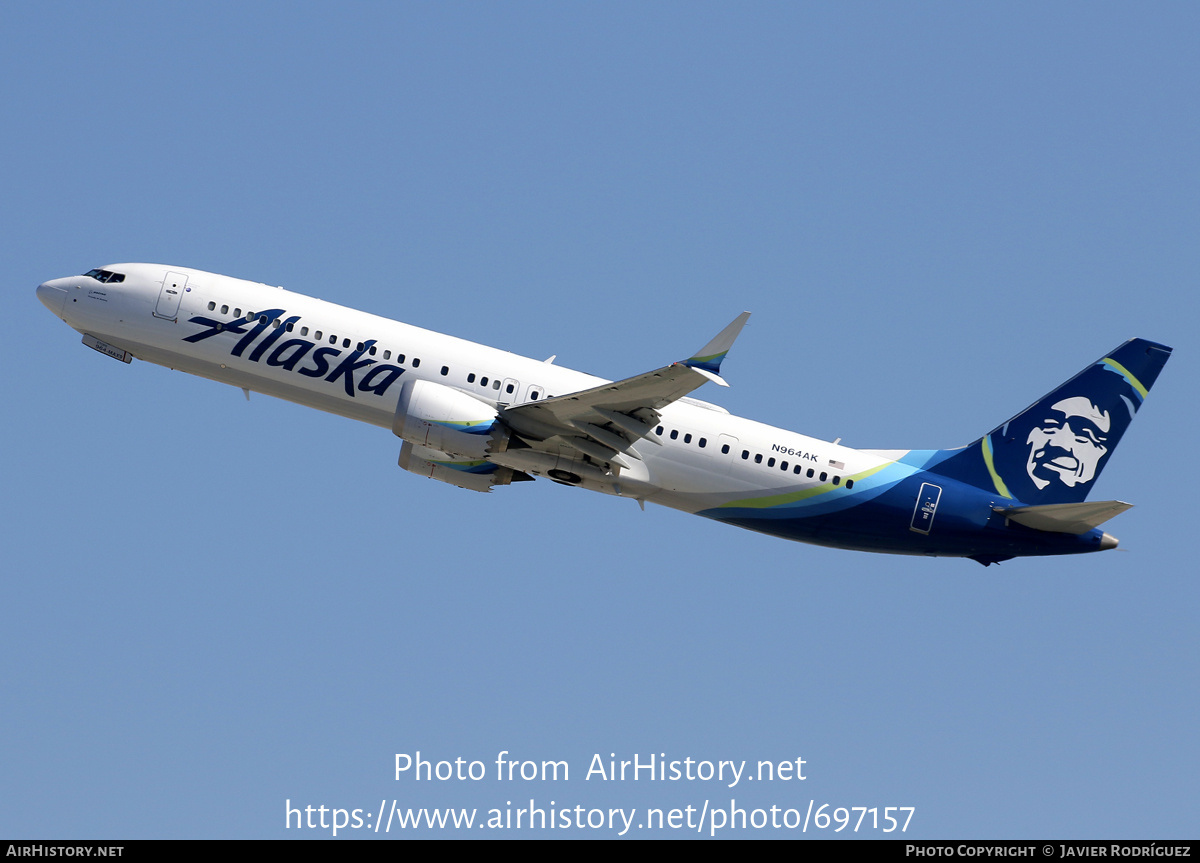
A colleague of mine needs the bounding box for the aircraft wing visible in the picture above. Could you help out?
[499,312,750,467]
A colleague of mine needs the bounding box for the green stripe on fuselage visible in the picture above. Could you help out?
[717,460,893,510]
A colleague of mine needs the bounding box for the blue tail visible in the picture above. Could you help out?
[932,338,1172,505]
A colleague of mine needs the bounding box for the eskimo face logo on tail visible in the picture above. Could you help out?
[928,339,1168,507]
[1024,396,1110,490]
[183,309,406,398]
[981,355,1151,504]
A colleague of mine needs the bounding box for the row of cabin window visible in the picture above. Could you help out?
[653,425,853,489]
[204,302,553,402]
[654,425,710,447]
[204,302,419,366]
[740,451,853,487]
[448,369,546,401]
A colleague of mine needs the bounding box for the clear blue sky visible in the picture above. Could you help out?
[3,2,1197,838]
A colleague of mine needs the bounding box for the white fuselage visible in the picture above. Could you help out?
[37,263,887,518]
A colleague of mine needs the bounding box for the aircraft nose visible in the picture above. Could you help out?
[37,280,69,318]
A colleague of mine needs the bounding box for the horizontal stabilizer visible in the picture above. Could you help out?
[994,500,1133,535]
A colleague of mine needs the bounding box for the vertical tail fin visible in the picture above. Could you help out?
[934,338,1172,505]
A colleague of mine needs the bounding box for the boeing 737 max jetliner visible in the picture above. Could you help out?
[37,264,1172,565]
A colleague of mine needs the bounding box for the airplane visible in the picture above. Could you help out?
[37,263,1171,565]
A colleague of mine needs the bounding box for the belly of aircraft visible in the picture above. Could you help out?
[686,477,1108,560]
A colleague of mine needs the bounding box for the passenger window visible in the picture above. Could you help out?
[286,322,294,332]
[221,305,229,315]
[820,472,828,482]
[369,346,376,355]
[440,366,449,376]
[807,469,815,478]
[412,358,420,368]
[384,350,391,360]
[781,461,788,471]
[329,334,337,344]
[506,383,514,394]
[742,450,749,460]
[259,315,268,324]
[480,376,488,387]
[207,302,216,311]
[793,465,802,474]
[684,433,692,444]
[754,454,763,464]
[833,476,841,485]
[721,444,729,454]
[272,319,281,328]
[492,379,500,389]
[656,426,664,435]
[236,309,243,318]
[670,430,679,440]
[530,390,540,400]
[846,480,855,489]
[768,457,775,467]
[397,354,406,364]
[315,331,323,340]
[468,373,476,383]
[699,438,707,448]
[301,326,309,336]
[343,338,351,348]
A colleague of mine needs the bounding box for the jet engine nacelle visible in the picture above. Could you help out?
[398,441,523,493]
[392,378,506,460]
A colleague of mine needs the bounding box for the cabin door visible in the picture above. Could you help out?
[154,271,189,320]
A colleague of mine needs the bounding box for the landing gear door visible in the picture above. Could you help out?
[155,271,189,321]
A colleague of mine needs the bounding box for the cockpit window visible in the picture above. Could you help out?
[84,268,125,284]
